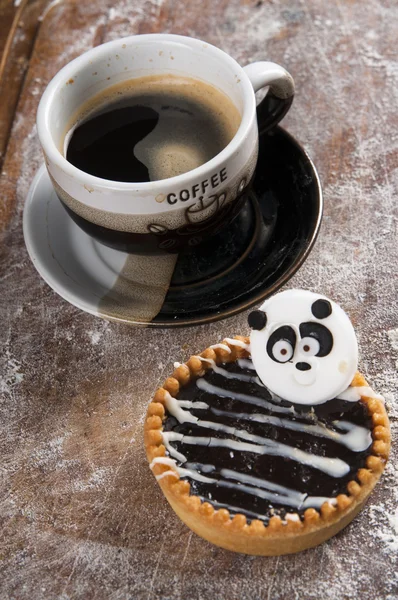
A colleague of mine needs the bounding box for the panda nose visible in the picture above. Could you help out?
[296,362,311,371]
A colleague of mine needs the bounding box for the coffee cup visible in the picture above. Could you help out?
[37,34,294,254]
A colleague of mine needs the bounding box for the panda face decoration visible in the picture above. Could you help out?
[248,290,358,405]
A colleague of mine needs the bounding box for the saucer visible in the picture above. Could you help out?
[23,127,322,327]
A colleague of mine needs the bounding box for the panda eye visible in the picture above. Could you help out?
[271,340,294,363]
[299,322,333,357]
[299,337,320,356]
[266,326,297,364]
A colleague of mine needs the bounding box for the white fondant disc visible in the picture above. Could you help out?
[249,289,358,405]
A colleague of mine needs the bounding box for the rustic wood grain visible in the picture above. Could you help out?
[0,0,397,599]
[0,0,48,177]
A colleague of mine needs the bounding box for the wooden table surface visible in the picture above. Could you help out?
[1,1,397,598]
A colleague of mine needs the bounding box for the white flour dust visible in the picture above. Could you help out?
[0,348,24,397]
[71,467,111,492]
[1,0,398,598]
[88,322,109,346]
[388,329,398,370]
[367,449,398,554]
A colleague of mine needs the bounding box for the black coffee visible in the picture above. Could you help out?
[65,75,241,182]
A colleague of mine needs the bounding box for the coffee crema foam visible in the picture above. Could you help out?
[63,74,242,182]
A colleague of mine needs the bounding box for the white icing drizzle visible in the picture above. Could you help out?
[224,338,251,351]
[218,467,305,499]
[177,400,209,410]
[161,432,187,462]
[150,457,180,481]
[164,377,360,477]
[337,386,385,402]
[150,457,178,469]
[330,420,372,450]
[285,513,300,522]
[209,339,251,352]
[150,456,214,484]
[197,497,273,522]
[216,476,329,509]
[220,468,336,510]
[165,392,355,474]
[194,357,259,383]
[209,407,371,452]
[176,467,215,484]
[209,343,231,353]
[159,355,373,520]
[161,430,349,478]
[164,392,198,425]
[237,358,256,370]
[151,456,336,510]
[196,378,295,415]
[156,470,179,482]
[184,462,215,474]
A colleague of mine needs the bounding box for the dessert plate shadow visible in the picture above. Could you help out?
[23,126,322,327]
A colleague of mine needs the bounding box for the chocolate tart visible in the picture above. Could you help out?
[145,337,390,556]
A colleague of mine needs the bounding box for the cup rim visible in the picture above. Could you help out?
[36,33,256,192]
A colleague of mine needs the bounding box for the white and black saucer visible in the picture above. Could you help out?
[23,127,322,327]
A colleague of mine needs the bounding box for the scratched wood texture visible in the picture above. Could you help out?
[0,1,397,599]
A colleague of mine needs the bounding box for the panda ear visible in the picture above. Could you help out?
[311,299,332,319]
[248,310,267,330]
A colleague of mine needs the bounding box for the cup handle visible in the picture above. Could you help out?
[243,62,295,134]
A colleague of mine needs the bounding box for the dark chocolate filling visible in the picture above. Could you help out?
[162,359,373,524]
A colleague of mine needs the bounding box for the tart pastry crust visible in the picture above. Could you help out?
[145,337,390,556]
